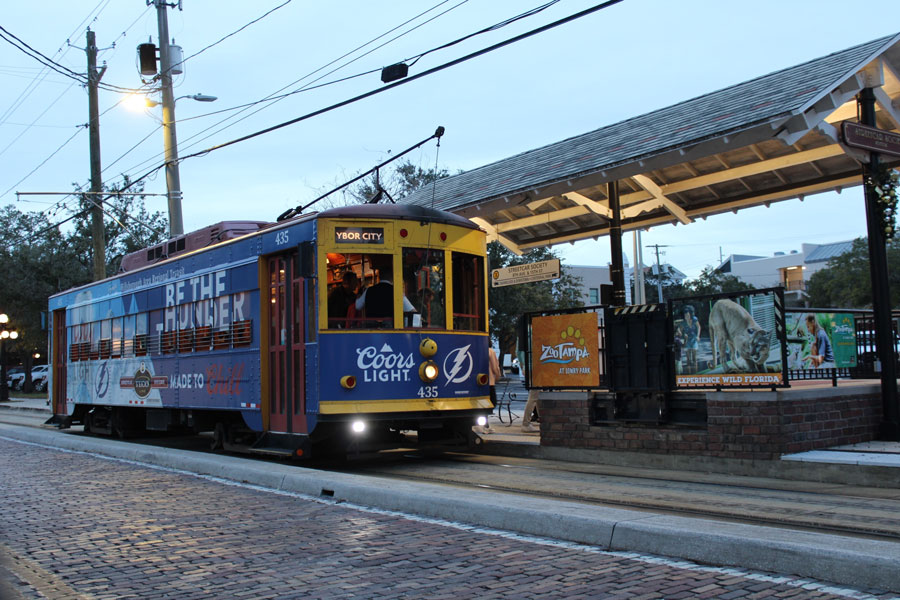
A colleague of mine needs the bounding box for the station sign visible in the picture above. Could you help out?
[841,122,900,157]
[491,258,560,287]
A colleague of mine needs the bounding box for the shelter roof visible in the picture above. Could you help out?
[402,34,900,254]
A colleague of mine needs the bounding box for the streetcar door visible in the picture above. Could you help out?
[52,309,67,414]
[266,253,307,434]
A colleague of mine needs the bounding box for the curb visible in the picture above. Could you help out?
[0,424,898,591]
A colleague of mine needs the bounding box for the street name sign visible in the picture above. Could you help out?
[491,258,560,287]
[842,122,900,157]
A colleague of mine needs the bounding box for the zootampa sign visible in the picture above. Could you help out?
[530,312,600,389]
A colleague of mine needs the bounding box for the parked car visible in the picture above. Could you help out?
[9,365,48,392]
[6,367,23,390]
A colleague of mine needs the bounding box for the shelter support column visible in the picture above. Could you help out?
[859,87,900,439]
[608,181,626,306]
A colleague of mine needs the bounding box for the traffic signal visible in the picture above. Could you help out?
[138,43,157,76]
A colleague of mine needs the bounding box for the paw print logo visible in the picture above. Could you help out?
[560,325,585,347]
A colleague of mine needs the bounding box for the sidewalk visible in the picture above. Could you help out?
[0,396,51,412]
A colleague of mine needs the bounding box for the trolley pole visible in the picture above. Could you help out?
[87,30,106,281]
[859,87,900,439]
[153,0,184,237]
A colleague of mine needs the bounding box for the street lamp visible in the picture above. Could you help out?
[141,93,218,108]
[0,314,19,403]
[143,92,217,238]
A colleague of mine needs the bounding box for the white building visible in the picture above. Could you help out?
[566,264,611,305]
[565,260,687,306]
[715,240,854,306]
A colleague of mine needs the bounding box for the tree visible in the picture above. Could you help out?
[488,242,583,366]
[344,159,451,205]
[69,178,168,277]
[0,180,167,390]
[675,266,754,298]
[806,237,900,308]
[635,264,687,303]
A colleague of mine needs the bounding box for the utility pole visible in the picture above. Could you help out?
[648,244,668,303]
[86,30,106,281]
[632,231,645,304]
[153,0,183,237]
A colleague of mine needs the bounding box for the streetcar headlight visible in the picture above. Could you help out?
[476,416,487,427]
[419,360,439,383]
[351,420,366,434]
[340,375,356,390]
[419,338,437,358]
[476,373,488,386]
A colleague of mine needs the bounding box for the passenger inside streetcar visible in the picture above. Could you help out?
[355,254,414,328]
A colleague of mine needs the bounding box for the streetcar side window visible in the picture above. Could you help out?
[178,302,194,353]
[98,319,112,359]
[451,252,485,331]
[402,248,445,329]
[123,315,135,357]
[233,293,252,347]
[89,321,101,360]
[135,312,148,357]
[195,299,213,351]
[111,317,123,358]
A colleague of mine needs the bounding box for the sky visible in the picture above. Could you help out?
[1,0,897,279]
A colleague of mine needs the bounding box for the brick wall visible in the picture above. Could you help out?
[539,385,883,460]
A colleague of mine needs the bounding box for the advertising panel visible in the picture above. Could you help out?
[671,289,786,388]
[786,312,857,369]
[530,312,600,388]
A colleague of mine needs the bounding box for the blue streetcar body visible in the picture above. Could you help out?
[47,205,492,456]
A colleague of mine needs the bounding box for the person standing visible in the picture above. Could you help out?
[521,389,539,433]
[483,347,502,434]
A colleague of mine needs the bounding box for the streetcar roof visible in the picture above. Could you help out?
[316,203,480,230]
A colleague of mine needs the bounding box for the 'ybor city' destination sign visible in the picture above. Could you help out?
[334,227,385,244]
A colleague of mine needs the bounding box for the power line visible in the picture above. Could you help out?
[33,0,626,236]
[107,0,470,186]
[165,0,471,164]
[0,24,143,94]
[177,0,293,69]
[182,0,625,160]
[0,125,85,199]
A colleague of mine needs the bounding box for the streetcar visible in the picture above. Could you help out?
[47,203,493,457]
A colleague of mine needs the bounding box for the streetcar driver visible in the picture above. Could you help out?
[355,255,414,327]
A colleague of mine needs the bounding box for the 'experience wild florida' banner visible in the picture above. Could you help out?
[530,312,600,389]
[671,289,786,388]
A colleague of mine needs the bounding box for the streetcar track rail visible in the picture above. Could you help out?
[5,411,900,545]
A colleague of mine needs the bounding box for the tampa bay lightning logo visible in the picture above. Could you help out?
[96,362,109,398]
[442,344,472,386]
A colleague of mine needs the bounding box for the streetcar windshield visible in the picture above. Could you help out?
[402,248,445,329]
[326,252,408,329]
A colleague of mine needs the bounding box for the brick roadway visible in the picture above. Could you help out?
[0,439,896,600]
